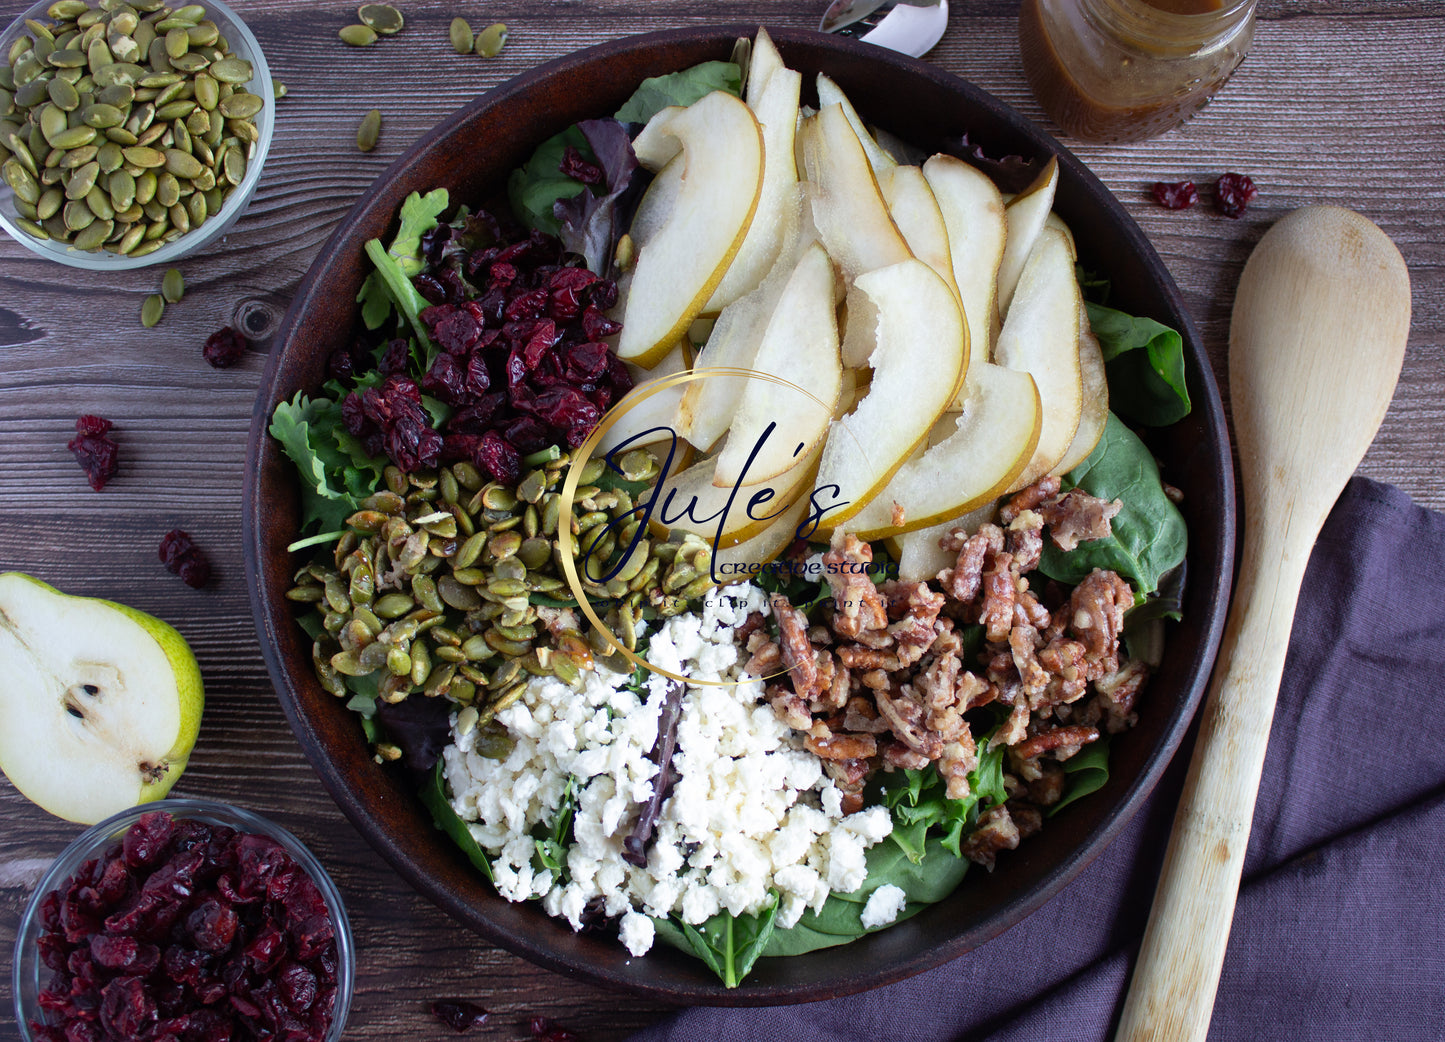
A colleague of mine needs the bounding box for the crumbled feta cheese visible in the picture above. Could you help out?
[860,884,908,929]
[441,583,892,959]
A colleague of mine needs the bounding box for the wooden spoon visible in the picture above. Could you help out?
[1114,205,1411,1042]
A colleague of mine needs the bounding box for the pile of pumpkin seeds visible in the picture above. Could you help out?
[0,0,266,257]
[286,448,719,731]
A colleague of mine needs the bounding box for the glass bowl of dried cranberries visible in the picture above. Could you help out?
[12,798,354,1042]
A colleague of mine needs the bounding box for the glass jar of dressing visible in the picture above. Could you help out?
[1018,0,1258,144]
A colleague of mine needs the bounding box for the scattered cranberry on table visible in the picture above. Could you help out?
[202,326,249,369]
[430,998,489,1032]
[159,530,212,589]
[1214,172,1259,218]
[1151,179,1199,210]
[529,1015,583,1041]
[68,414,120,492]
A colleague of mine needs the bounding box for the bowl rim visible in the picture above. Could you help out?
[11,796,355,1040]
[0,0,274,270]
[243,24,1235,1005]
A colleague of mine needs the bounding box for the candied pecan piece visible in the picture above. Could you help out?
[1094,658,1150,733]
[822,531,889,638]
[1039,489,1123,551]
[882,580,945,646]
[1000,476,1061,523]
[1025,762,1066,806]
[842,696,890,734]
[1012,724,1101,763]
[1038,637,1089,705]
[1014,588,1051,631]
[1006,510,1046,572]
[1067,569,1134,679]
[770,593,822,703]
[961,805,1020,870]
[875,685,944,759]
[938,732,978,800]
[805,732,879,760]
[766,685,812,731]
[1009,625,1051,705]
[999,704,1031,746]
[977,549,1017,643]
[939,523,1003,602]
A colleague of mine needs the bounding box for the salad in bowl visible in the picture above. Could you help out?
[250,26,1230,999]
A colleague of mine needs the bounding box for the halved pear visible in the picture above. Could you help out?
[888,499,1003,583]
[702,63,802,312]
[616,91,764,368]
[799,102,912,284]
[815,72,897,178]
[994,224,1084,489]
[811,258,965,530]
[997,156,1059,320]
[0,573,204,824]
[879,164,960,306]
[922,154,1006,366]
[1053,297,1109,475]
[845,362,1042,540]
[713,241,842,488]
[597,340,695,456]
[673,187,810,452]
[648,439,821,548]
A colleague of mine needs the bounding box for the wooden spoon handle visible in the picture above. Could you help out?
[1113,529,1309,1042]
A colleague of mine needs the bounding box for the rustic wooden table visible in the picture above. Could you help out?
[1,1,1442,1039]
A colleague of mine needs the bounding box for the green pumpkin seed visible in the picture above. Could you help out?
[47,48,89,69]
[36,186,64,219]
[475,22,507,57]
[97,82,135,107]
[64,157,99,197]
[47,76,81,110]
[270,77,286,98]
[154,97,195,119]
[168,199,189,233]
[49,0,91,18]
[154,168,178,205]
[50,123,97,147]
[207,56,251,83]
[121,143,164,166]
[358,3,404,34]
[70,216,112,249]
[338,23,377,47]
[84,182,113,218]
[2,158,40,204]
[140,291,164,327]
[169,52,209,73]
[115,221,144,252]
[355,107,380,152]
[448,17,473,54]
[162,146,202,177]
[107,167,135,209]
[159,265,183,302]
[96,140,123,171]
[82,101,126,127]
[216,91,260,119]
[185,189,205,224]
[187,21,219,47]
[61,198,93,229]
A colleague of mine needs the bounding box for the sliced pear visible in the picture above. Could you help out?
[1053,297,1109,475]
[879,164,960,306]
[746,26,787,106]
[616,91,764,368]
[997,156,1059,320]
[815,72,897,178]
[714,489,812,580]
[597,340,694,456]
[922,154,1006,367]
[994,224,1084,489]
[648,439,821,548]
[799,102,912,284]
[812,258,964,530]
[703,64,802,312]
[713,242,842,487]
[845,362,1042,539]
[0,573,204,824]
[889,500,1003,583]
[674,187,810,452]
[1045,210,1077,259]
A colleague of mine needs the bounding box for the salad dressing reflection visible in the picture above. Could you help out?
[1018,0,1258,144]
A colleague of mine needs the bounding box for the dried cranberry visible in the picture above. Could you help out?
[1214,172,1258,218]
[1151,179,1198,210]
[187,898,239,953]
[158,530,211,589]
[558,145,603,186]
[474,430,520,485]
[528,1015,582,1041]
[431,998,488,1032]
[377,337,410,375]
[68,414,120,492]
[124,812,174,868]
[201,326,248,368]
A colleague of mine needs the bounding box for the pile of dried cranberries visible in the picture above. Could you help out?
[29,811,341,1042]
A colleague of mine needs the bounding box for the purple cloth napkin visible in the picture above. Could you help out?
[630,477,1445,1042]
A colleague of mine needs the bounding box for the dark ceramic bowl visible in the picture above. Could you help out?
[244,26,1234,1005]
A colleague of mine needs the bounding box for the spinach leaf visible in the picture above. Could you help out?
[507,124,592,235]
[419,760,494,882]
[614,61,741,124]
[1086,302,1191,427]
[534,776,578,876]
[1048,737,1111,817]
[1037,413,1187,597]
[655,894,779,988]
[269,391,386,532]
[759,834,971,958]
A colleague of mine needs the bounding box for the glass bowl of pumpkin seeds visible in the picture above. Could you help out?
[0,0,273,268]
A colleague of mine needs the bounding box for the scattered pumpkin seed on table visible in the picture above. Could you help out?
[161,267,184,302]
[448,17,472,54]
[356,108,381,152]
[338,23,377,46]
[357,3,404,34]
[475,22,507,57]
[0,0,265,255]
[140,292,164,327]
